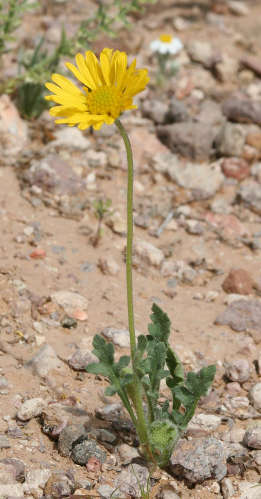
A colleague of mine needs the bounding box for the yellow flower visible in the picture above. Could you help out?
[45,48,149,130]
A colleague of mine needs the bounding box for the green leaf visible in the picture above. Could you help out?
[170,365,216,429]
[148,303,171,343]
[186,365,216,396]
[166,346,184,385]
[85,362,111,377]
[116,355,130,371]
[104,385,118,396]
[92,334,115,365]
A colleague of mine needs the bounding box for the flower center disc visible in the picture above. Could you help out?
[87,86,121,117]
[159,34,173,43]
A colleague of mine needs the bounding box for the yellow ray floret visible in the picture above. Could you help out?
[45,48,149,130]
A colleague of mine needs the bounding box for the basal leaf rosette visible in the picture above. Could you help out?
[45,48,149,130]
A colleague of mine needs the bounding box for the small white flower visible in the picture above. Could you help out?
[150,34,183,55]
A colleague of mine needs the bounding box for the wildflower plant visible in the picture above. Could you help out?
[150,34,183,85]
[45,49,216,468]
[0,0,39,56]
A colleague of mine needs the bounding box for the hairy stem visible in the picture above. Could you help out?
[115,118,151,457]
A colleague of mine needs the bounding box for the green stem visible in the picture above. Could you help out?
[115,118,136,362]
[115,118,152,459]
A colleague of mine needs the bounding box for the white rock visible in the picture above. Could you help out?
[249,382,261,410]
[161,260,197,283]
[134,239,164,267]
[17,397,46,421]
[205,290,219,302]
[109,211,126,235]
[228,1,249,16]
[114,463,149,498]
[221,478,235,499]
[167,159,224,198]
[51,290,88,315]
[238,481,261,499]
[187,40,214,67]
[26,344,65,377]
[51,127,90,150]
[98,256,120,276]
[187,413,221,437]
[243,425,261,449]
[101,327,130,348]
[224,293,250,305]
[86,149,107,167]
[0,95,28,161]
[0,483,25,497]
[24,468,51,495]
[225,359,251,383]
[117,443,140,464]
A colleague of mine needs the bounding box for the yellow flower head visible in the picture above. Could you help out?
[45,48,149,130]
[159,34,173,43]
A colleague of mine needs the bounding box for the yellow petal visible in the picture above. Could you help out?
[75,53,97,90]
[114,51,127,89]
[85,51,103,86]
[100,51,111,86]
[51,74,83,95]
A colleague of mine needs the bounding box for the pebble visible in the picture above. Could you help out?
[23,155,86,197]
[243,425,261,449]
[95,403,122,420]
[71,438,106,465]
[223,97,261,126]
[160,485,181,499]
[86,149,107,168]
[215,299,261,342]
[0,459,25,483]
[221,157,250,181]
[133,239,164,267]
[141,98,169,124]
[161,260,197,283]
[44,471,75,497]
[249,382,261,410]
[170,437,227,484]
[114,463,149,498]
[68,346,96,370]
[117,443,139,464]
[17,397,46,421]
[101,327,130,348]
[167,158,224,199]
[50,126,90,150]
[222,268,255,295]
[228,0,249,16]
[41,402,90,440]
[0,435,11,449]
[186,413,222,437]
[216,122,246,157]
[98,483,122,498]
[108,210,126,235]
[237,481,261,499]
[51,290,88,317]
[58,424,89,457]
[0,483,25,497]
[157,122,220,162]
[225,359,251,383]
[238,180,261,215]
[26,343,65,377]
[187,40,215,68]
[221,478,235,499]
[98,256,120,276]
[0,95,28,162]
[24,468,51,495]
